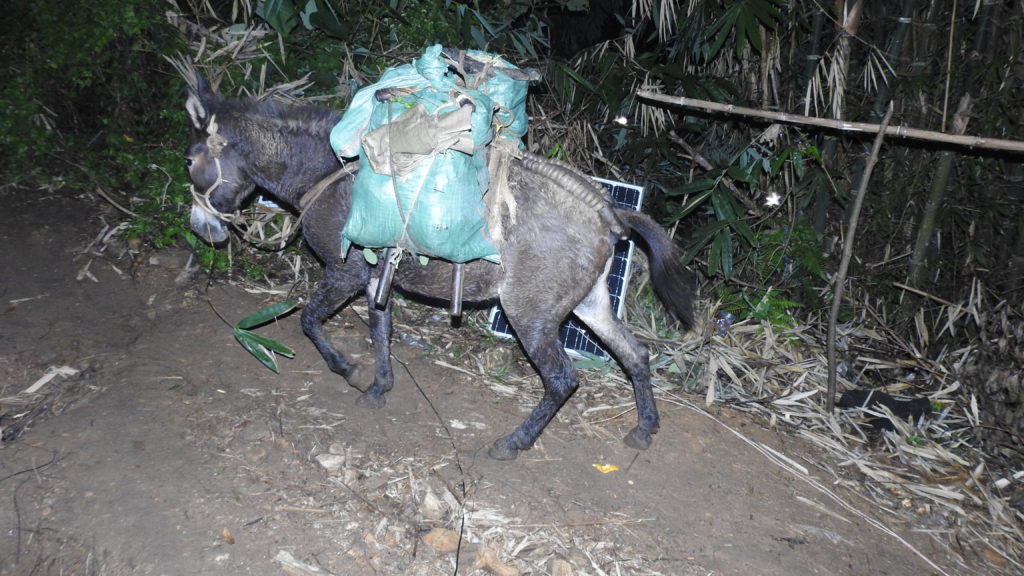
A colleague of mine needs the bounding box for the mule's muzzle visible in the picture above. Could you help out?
[190,204,230,245]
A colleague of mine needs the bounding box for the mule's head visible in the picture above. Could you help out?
[184,76,257,245]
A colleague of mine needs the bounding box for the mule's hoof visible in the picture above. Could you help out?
[623,426,654,450]
[488,437,521,461]
[344,365,373,392]
[356,390,386,409]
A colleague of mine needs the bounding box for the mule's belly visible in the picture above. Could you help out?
[394,258,503,303]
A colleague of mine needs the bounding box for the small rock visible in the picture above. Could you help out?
[418,488,447,521]
[421,527,460,552]
[315,452,345,473]
[472,546,521,576]
[244,444,268,465]
[549,558,575,576]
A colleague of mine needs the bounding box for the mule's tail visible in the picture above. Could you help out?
[616,209,697,327]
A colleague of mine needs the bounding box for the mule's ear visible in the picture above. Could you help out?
[194,73,215,99]
[186,77,210,131]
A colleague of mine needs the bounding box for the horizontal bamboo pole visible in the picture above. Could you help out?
[637,91,1024,154]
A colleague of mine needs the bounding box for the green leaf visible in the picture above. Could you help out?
[732,218,757,247]
[682,220,733,267]
[470,26,486,50]
[236,301,297,330]
[235,328,295,357]
[749,0,783,29]
[711,188,740,222]
[472,8,500,37]
[706,8,738,60]
[553,61,599,94]
[726,164,757,184]
[770,149,791,176]
[303,0,349,38]
[234,329,280,372]
[708,229,722,275]
[666,189,714,222]
[804,145,822,162]
[712,230,734,278]
[746,11,763,53]
[792,149,805,179]
[256,0,299,37]
[666,178,717,196]
[572,350,611,371]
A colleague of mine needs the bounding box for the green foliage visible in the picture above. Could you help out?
[0,0,196,254]
[183,232,232,272]
[717,219,825,329]
[704,0,785,60]
[233,302,298,372]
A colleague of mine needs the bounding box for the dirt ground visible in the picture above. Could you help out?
[0,187,972,575]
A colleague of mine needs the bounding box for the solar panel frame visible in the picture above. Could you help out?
[487,177,644,357]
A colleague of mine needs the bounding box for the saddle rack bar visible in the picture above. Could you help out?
[373,248,401,309]
[450,262,464,318]
[372,248,465,319]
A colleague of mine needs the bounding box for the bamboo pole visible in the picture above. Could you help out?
[827,104,896,413]
[903,96,973,317]
[636,91,1024,154]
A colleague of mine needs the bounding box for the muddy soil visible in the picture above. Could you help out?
[1,187,965,575]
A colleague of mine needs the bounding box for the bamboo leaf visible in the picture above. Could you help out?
[741,9,761,56]
[726,164,757,184]
[470,26,486,49]
[719,230,734,277]
[792,149,806,179]
[666,178,717,196]
[749,0,783,29]
[732,218,757,248]
[554,61,599,94]
[236,328,295,357]
[235,329,280,373]
[709,230,723,276]
[236,301,297,330]
[256,0,299,37]
[681,220,733,265]
[711,188,739,221]
[665,189,714,222]
[706,8,739,60]
[710,229,735,278]
[770,148,791,176]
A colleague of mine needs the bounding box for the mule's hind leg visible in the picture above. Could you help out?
[355,282,396,409]
[489,319,578,460]
[574,268,660,450]
[301,261,373,391]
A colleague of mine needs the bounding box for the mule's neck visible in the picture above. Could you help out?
[245,116,343,210]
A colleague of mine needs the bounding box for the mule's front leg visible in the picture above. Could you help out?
[302,263,372,391]
[490,336,578,460]
[355,284,396,409]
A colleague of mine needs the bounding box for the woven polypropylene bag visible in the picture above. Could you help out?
[329,45,528,263]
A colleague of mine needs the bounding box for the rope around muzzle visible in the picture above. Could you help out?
[189,148,357,250]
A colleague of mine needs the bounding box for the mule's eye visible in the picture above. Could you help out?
[185,157,194,168]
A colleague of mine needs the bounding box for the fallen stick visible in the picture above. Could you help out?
[637,91,1024,154]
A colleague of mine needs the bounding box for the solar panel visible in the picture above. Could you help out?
[488,177,644,357]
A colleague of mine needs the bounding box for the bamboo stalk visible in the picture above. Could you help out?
[869,0,915,122]
[827,104,895,413]
[636,91,1024,153]
[901,96,974,320]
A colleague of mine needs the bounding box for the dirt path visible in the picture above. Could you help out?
[1,188,962,575]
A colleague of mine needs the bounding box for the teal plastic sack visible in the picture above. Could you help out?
[330,45,528,263]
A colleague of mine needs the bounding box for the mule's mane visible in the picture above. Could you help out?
[217,95,342,139]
